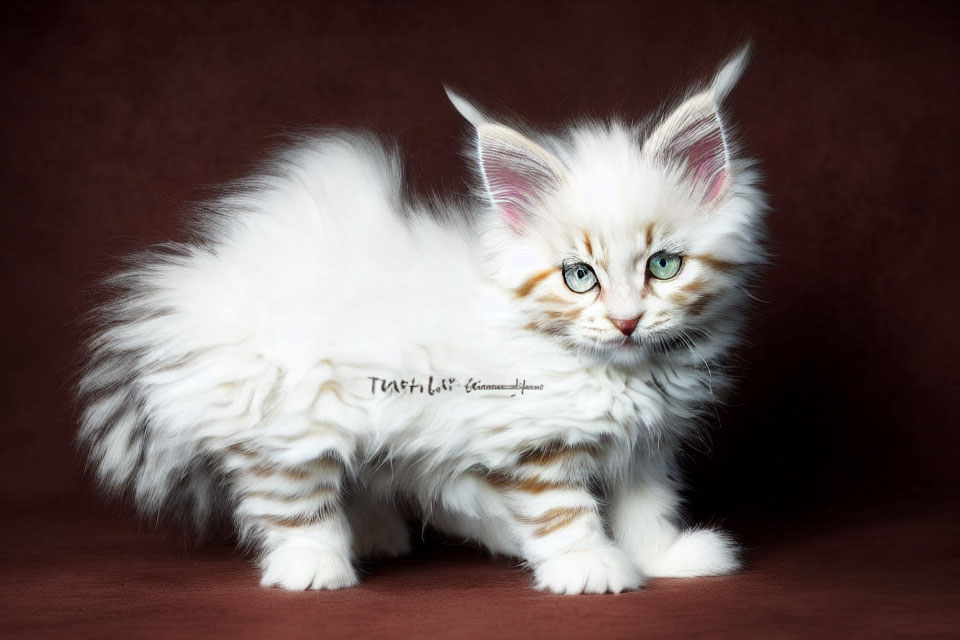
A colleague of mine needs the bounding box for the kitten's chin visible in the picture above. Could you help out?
[581,337,647,366]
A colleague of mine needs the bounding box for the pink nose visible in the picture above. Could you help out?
[609,315,641,336]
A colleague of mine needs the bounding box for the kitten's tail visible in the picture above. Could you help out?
[75,130,404,536]
[74,249,232,535]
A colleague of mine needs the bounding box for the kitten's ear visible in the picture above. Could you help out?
[643,45,750,206]
[474,124,564,228]
[446,89,564,228]
[445,87,491,128]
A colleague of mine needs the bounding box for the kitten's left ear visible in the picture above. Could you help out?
[643,46,751,206]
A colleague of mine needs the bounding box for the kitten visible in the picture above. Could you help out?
[77,47,766,594]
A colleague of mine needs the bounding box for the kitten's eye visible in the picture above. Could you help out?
[562,263,598,293]
[647,253,683,280]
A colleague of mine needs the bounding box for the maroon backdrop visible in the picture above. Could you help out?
[2,1,957,637]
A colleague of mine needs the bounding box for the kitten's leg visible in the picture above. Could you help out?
[428,506,522,557]
[346,491,411,559]
[610,455,740,578]
[474,449,643,594]
[226,446,359,590]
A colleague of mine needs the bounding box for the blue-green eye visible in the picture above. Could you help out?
[562,263,598,293]
[647,253,683,280]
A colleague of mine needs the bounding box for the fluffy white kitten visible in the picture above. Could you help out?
[77,48,766,594]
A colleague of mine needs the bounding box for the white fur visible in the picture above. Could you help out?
[77,49,764,593]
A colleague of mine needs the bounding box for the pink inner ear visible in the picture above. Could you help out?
[703,168,727,204]
[500,200,524,227]
[485,162,539,228]
[687,130,727,204]
[663,114,729,206]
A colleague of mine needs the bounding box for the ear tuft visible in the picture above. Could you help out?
[711,44,751,102]
[444,87,489,128]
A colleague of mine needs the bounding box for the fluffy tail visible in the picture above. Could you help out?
[75,246,230,532]
[75,130,406,534]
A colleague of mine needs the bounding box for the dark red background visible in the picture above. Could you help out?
[2,1,958,637]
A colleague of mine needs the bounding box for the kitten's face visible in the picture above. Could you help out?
[503,126,751,365]
[453,52,760,365]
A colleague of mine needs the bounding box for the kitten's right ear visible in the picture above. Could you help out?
[475,124,565,229]
[446,88,564,229]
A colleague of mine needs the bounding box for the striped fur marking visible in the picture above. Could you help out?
[536,294,567,305]
[667,292,691,306]
[255,511,334,529]
[517,506,591,537]
[686,292,720,317]
[679,278,709,294]
[544,308,582,322]
[243,486,337,501]
[689,254,740,273]
[515,269,555,298]
[248,458,341,481]
[487,471,573,494]
[518,443,596,467]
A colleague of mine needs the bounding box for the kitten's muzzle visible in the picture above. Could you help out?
[608,315,642,337]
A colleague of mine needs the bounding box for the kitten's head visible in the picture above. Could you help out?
[450,47,766,366]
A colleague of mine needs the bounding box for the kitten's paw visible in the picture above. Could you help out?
[643,528,741,578]
[534,547,644,595]
[352,516,411,559]
[260,546,359,590]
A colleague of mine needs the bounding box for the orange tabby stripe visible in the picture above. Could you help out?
[519,443,594,466]
[244,486,336,501]
[249,460,340,481]
[690,254,739,273]
[680,278,709,294]
[517,506,590,537]
[487,471,572,494]
[256,511,332,528]
[224,443,259,459]
[515,269,555,298]
[687,292,719,317]
[582,231,594,258]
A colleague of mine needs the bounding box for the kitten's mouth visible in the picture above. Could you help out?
[599,336,639,349]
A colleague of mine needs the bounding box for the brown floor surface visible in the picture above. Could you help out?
[3,501,958,639]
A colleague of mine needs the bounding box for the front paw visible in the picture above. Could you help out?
[260,546,360,590]
[534,547,644,594]
[642,528,741,578]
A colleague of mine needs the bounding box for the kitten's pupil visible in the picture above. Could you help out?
[657,258,666,268]
[577,268,586,279]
